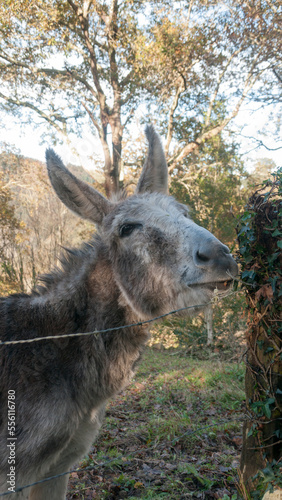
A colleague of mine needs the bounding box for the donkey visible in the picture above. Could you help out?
[0,126,238,499]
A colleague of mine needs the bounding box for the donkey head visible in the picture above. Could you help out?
[46,126,238,319]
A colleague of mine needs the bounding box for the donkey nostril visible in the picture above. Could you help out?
[196,250,210,263]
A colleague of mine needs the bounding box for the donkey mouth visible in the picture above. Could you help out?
[191,280,233,291]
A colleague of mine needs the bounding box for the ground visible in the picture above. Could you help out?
[66,347,245,500]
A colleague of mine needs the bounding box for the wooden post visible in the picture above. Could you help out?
[237,170,282,492]
[205,304,213,345]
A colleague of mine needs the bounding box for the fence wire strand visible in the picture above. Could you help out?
[0,291,239,347]
[0,304,203,346]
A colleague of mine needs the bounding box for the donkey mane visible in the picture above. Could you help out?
[36,240,99,296]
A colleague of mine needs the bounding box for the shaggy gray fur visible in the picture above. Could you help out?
[0,125,238,499]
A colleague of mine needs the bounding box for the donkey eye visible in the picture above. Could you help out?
[181,208,190,218]
[119,223,142,238]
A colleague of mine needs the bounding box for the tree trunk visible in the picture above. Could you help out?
[241,331,282,489]
[240,318,282,486]
[111,119,123,193]
[237,177,282,492]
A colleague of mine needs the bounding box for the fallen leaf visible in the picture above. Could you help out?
[134,481,144,489]
[255,284,273,303]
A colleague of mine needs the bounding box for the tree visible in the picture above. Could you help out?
[0,170,21,293]
[137,0,281,170]
[0,0,147,194]
[170,134,247,246]
[0,149,93,292]
[248,158,277,189]
[0,0,280,194]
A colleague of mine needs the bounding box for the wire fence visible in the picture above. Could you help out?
[0,290,243,497]
[0,302,207,346]
[0,290,240,346]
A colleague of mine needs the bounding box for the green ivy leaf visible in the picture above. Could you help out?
[247,424,257,437]
[242,270,256,280]
[264,404,272,419]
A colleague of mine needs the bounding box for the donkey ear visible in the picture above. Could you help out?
[45,149,112,224]
[135,125,168,195]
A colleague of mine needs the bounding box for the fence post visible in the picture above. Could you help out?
[205,304,213,345]
[237,169,282,493]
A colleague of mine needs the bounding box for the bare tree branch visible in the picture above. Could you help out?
[239,134,282,152]
[165,77,186,155]
[81,101,101,135]
[205,48,242,128]
[0,91,67,135]
[169,49,271,171]
[272,67,282,84]
[0,52,98,99]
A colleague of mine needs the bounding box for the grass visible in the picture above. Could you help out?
[67,348,245,500]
